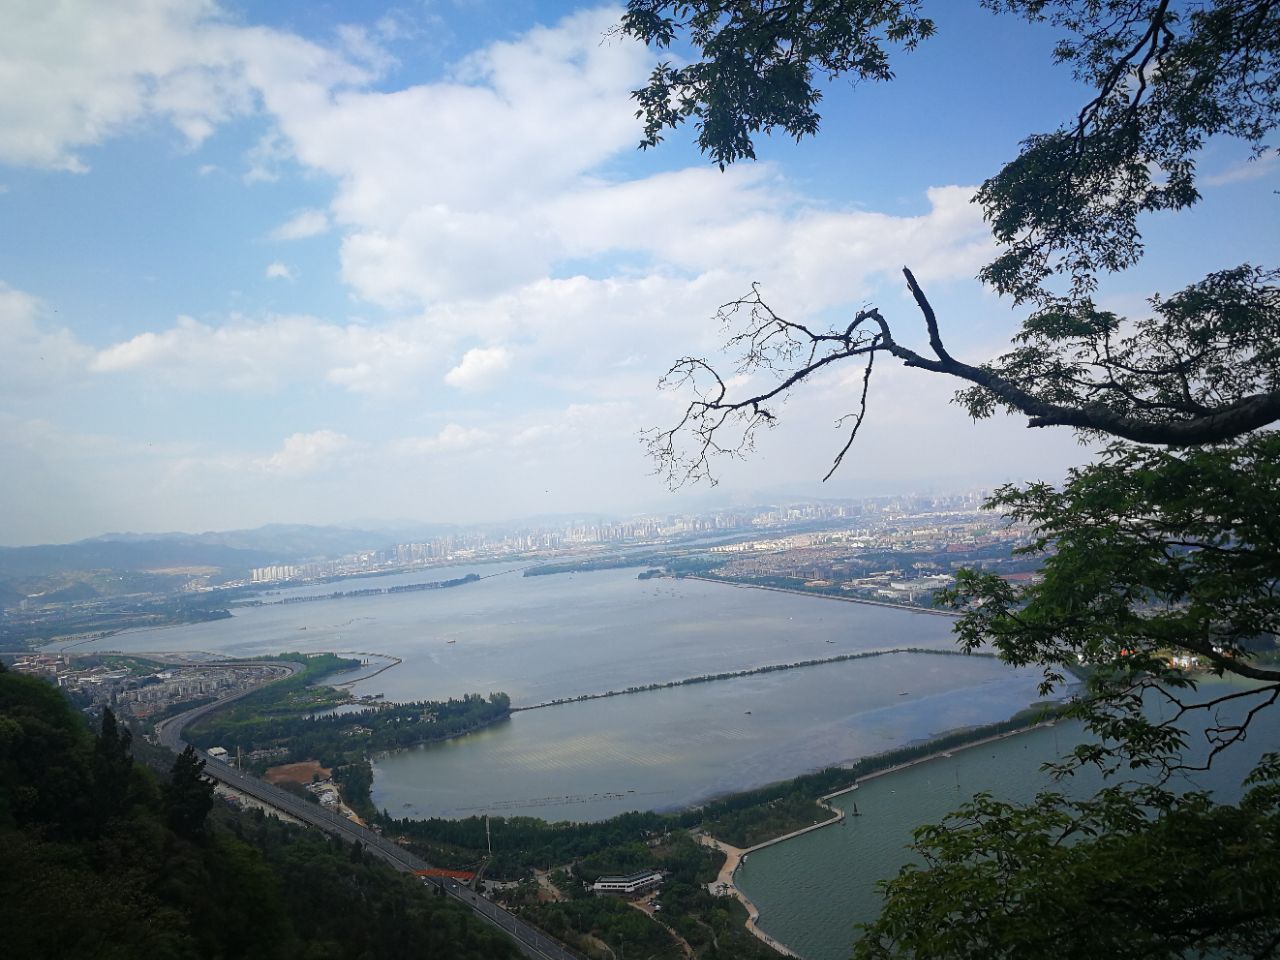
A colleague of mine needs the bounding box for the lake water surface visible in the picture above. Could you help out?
[737,677,1280,960]
[74,566,1048,819]
[370,651,1045,820]
[78,565,965,704]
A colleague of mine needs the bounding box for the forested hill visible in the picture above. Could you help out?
[0,537,276,578]
[0,662,519,960]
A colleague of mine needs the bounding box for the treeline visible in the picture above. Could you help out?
[189,680,510,773]
[523,553,670,576]
[383,702,1065,873]
[248,573,481,606]
[516,646,994,711]
[700,703,1066,847]
[517,895,686,960]
[1,595,233,648]
[0,662,519,959]
[399,821,784,958]
[382,809,670,878]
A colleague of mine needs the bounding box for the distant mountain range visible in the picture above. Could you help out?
[0,523,413,579]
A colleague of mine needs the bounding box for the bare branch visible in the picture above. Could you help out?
[650,266,1280,489]
[822,347,877,482]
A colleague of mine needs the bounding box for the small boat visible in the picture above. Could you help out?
[446,639,457,644]
[899,691,909,696]
[744,710,752,715]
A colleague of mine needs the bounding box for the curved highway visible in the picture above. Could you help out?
[155,662,580,960]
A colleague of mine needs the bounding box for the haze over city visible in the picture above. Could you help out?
[2,1,1274,545]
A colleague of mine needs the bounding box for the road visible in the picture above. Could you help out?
[154,662,581,960]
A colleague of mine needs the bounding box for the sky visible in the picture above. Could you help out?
[1,1,1275,545]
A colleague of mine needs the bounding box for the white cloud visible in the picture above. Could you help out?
[1203,150,1280,187]
[395,424,493,456]
[445,345,512,391]
[0,0,370,172]
[0,282,92,394]
[259,429,352,474]
[90,313,445,395]
[0,4,1105,542]
[335,23,398,74]
[243,128,293,184]
[0,0,242,171]
[257,6,653,306]
[512,401,636,448]
[271,208,330,240]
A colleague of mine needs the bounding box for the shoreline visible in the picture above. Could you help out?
[708,718,1059,957]
[680,575,960,617]
[332,652,403,689]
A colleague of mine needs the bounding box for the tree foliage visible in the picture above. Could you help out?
[621,0,936,165]
[945,436,1280,778]
[0,669,520,959]
[853,771,1280,960]
[621,1,1280,955]
[625,0,1278,301]
[166,745,214,840]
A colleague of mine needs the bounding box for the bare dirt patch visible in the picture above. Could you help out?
[264,760,331,784]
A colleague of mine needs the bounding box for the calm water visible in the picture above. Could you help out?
[71,566,1047,819]
[69,565,1278,956]
[370,652,1046,820]
[68,566,965,704]
[737,677,1280,960]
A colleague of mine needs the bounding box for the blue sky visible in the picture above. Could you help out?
[1,1,1275,545]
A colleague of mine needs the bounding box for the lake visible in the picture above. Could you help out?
[736,676,1280,960]
[370,651,1046,820]
[71,566,1049,819]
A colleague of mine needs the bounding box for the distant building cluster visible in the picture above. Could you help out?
[8,654,280,719]
[252,564,303,582]
[244,491,1002,586]
[701,502,1035,603]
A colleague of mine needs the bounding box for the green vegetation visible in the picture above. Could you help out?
[518,896,685,960]
[185,654,510,813]
[384,809,670,878]
[697,704,1064,848]
[695,570,951,609]
[189,652,360,726]
[0,591,234,650]
[0,662,519,959]
[499,833,781,959]
[191,688,510,759]
[524,552,674,576]
[243,572,482,607]
[623,1,1280,953]
[66,652,168,676]
[380,703,1064,873]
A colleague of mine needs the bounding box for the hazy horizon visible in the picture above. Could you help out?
[3,480,1001,550]
[3,2,1272,545]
